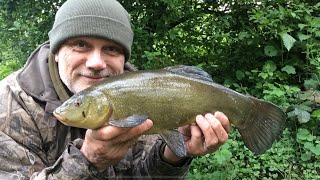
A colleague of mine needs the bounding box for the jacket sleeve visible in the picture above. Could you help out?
[0,83,102,179]
[0,133,99,179]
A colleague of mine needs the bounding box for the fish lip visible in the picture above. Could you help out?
[53,111,67,124]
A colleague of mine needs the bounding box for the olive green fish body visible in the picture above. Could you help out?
[54,65,286,155]
[98,71,251,133]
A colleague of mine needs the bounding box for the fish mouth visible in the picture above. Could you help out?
[53,111,67,124]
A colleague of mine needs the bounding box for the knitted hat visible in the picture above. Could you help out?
[48,0,133,61]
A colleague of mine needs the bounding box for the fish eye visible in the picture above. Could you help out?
[74,101,81,107]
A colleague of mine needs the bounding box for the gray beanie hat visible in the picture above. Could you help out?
[48,0,133,61]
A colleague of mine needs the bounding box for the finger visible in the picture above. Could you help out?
[204,113,228,145]
[90,125,130,141]
[196,114,218,150]
[214,111,231,133]
[189,119,204,148]
[178,124,192,137]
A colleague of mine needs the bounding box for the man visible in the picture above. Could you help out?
[0,0,230,179]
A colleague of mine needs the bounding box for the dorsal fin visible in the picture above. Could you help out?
[164,65,213,82]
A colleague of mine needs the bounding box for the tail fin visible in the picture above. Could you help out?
[238,97,286,154]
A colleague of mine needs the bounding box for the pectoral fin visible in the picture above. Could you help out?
[109,114,149,128]
[160,129,187,157]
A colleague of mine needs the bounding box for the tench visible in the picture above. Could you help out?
[53,65,286,157]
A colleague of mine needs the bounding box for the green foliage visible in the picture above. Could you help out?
[0,0,320,179]
[188,129,316,179]
[0,0,60,79]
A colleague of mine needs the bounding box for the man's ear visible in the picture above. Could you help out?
[54,54,59,63]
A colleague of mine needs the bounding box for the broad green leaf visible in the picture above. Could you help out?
[297,129,310,140]
[280,32,296,51]
[304,142,314,149]
[258,72,268,79]
[264,45,278,57]
[312,144,320,155]
[298,110,310,124]
[236,70,245,80]
[298,23,307,30]
[304,79,319,89]
[291,12,296,18]
[301,153,311,161]
[281,65,296,74]
[238,32,249,40]
[220,149,232,159]
[297,33,311,41]
[215,149,232,165]
[263,61,277,72]
[273,89,286,97]
[311,109,320,118]
[311,17,320,28]
[169,33,176,40]
[298,104,313,112]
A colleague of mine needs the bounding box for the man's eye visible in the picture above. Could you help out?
[74,41,88,48]
[104,46,123,56]
[69,41,90,52]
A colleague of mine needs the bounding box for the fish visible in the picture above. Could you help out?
[53,65,286,157]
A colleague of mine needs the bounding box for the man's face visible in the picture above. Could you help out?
[55,37,126,93]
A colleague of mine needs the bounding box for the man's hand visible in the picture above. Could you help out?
[163,112,230,163]
[81,119,153,170]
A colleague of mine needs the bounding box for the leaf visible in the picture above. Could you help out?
[281,65,296,74]
[258,72,268,79]
[263,61,277,72]
[311,109,320,118]
[280,32,296,51]
[312,144,320,155]
[264,45,278,57]
[298,104,312,112]
[297,33,311,41]
[236,70,245,80]
[304,79,319,89]
[304,142,314,149]
[301,153,311,161]
[273,89,286,97]
[298,24,307,30]
[297,110,310,124]
[311,17,320,28]
[238,32,249,40]
[297,129,310,140]
[214,149,232,165]
[169,33,176,40]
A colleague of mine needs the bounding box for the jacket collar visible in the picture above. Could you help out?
[16,41,63,113]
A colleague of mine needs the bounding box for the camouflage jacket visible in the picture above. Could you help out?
[0,42,192,179]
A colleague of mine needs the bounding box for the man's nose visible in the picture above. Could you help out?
[86,50,107,70]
